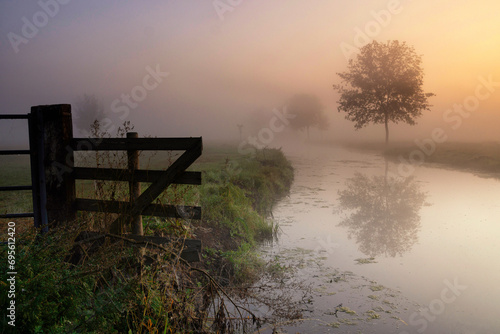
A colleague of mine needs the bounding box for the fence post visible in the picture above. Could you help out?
[127,132,143,235]
[29,110,48,231]
[31,104,76,226]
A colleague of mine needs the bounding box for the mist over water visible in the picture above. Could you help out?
[256,145,500,333]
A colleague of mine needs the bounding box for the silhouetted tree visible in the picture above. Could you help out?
[333,40,434,144]
[337,160,427,257]
[287,94,328,139]
[74,94,105,134]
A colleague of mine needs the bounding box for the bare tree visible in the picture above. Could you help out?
[333,40,434,144]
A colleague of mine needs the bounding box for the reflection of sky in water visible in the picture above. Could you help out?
[265,145,500,333]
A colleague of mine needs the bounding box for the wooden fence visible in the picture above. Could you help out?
[1,104,203,261]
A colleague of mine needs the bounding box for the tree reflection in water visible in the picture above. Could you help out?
[337,162,427,257]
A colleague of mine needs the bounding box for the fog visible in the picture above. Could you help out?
[1,1,500,149]
[2,3,500,332]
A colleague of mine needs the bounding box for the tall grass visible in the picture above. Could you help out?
[197,148,293,283]
[0,224,212,333]
[0,144,295,333]
[201,148,293,241]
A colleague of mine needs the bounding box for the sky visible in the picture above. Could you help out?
[1,0,499,148]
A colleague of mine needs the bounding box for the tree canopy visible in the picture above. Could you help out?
[287,93,328,139]
[333,40,434,144]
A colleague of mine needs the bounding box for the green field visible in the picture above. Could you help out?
[0,155,32,217]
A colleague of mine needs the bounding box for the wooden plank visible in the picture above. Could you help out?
[74,232,201,263]
[175,248,200,263]
[75,199,202,220]
[0,213,34,218]
[73,168,201,185]
[71,137,202,151]
[127,132,142,235]
[123,234,201,252]
[109,138,202,233]
[123,235,201,262]
[0,150,31,155]
[75,231,201,251]
[0,114,29,119]
[0,186,32,191]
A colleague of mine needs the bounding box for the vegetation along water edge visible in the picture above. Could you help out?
[0,146,294,333]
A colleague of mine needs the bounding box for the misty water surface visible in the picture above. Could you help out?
[254,144,500,334]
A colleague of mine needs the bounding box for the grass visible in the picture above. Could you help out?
[385,141,500,177]
[194,147,293,283]
[340,140,500,178]
[0,142,295,333]
[0,224,209,333]
[0,155,33,216]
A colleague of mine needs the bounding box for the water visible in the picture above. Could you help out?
[254,144,500,334]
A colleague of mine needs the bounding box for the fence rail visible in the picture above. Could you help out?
[1,107,203,230]
[1,105,203,261]
[0,113,40,226]
[69,136,203,234]
[0,150,31,155]
[0,213,35,219]
[73,168,201,184]
[75,199,201,220]
[0,186,33,191]
[0,114,29,119]
[71,137,201,151]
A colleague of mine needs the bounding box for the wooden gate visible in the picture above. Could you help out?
[1,104,203,237]
[71,133,203,234]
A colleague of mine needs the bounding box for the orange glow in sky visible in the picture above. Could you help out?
[1,1,499,143]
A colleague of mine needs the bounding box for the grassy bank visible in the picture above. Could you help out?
[0,146,294,333]
[197,147,294,282]
[341,141,500,178]
[385,141,500,178]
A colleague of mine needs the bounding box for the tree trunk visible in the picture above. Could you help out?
[384,114,389,145]
[383,157,389,210]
